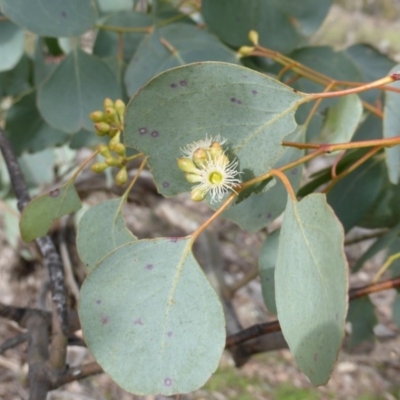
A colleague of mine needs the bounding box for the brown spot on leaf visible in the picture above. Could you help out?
[49,188,60,197]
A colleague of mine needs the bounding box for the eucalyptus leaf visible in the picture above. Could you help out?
[79,237,225,395]
[125,23,238,96]
[0,20,24,72]
[77,198,138,272]
[259,229,280,315]
[275,194,348,386]
[0,53,31,97]
[20,183,82,242]
[5,90,69,155]
[124,62,305,197]
[0,0,97,37]
[347,297,377,348]
[38,49,121,133]
[201,0,331,53]
[383,64,400,184]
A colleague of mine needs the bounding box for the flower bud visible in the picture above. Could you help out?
[94,122,110,135]
[105,156,123,167]
[192,148,208,168]
[185,172,201,183]
[108,128,119,138]
[105,106,118,122]
[110,142,126,156]
[91,162,108,173]
[249,30,259,45]
[238,46,255,56]
[98,144,111,157]
[190,188,206,202]
[89,111,104,122]
[115,167,128,186]
[114,99,125,119]
[104,98,114,109]
[177,157,198,173]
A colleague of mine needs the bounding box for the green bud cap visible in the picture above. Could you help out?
[105,106,118,122]
[192,148,208,168]
[190,187,206,202]
[185,172,202,183]
[94,122,110,135]
[89,111,104,122]
[116,167,128,186]
[98,144,111,157]
[114,99,125,119]
[110,142,126,156]
[105,156,123,167]
[177,157,198,173]
[103,98,114,109]
[238,46,255,56]
[249,30,259,45]
[91,162,108,173]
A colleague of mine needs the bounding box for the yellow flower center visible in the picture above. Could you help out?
[209,171,223,184]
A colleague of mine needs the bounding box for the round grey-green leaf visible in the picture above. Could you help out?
[77,198,137,272]
[124,62,305,197]
[0,0,96,37]
[0,20,24,72]
[38,49,121,133]
[79,237,225,395]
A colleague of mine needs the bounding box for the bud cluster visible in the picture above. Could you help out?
[89,98,128,185]
[177,136,241,202]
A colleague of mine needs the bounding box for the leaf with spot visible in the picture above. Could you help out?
[347,297,377,348]
[124,23,238,96]
[79,237,225,395]
[201,0,331,53]
[20,182,82,242]
[5,90,69,155]
[384,63,400,184]
[37,48,122,133]
[77,198,138,272]
[221,125,305,231]
[275,193,348,386]
[124,62,305,197]
[259,229,280,315]
[0,0,96,37]
[0,20,24,72]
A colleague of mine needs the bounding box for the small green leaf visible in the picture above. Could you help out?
[20,182,82,242]
[5,90,69,155]
[124,62,305,197]
[77,198,138,272]
[38,48,121,133]
[201,0,331,53]
[124,23,238,96]
[275,194,348,386]
[319,94,362,144]
[0,0,96,37]
[79,237,225,395]
[327,159,384,232]
[259,229,280,315]
[347,297,377,348]
[384,64,400,184]
[0,20,24,72]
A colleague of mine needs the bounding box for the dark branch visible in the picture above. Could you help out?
[226,275,400,349]
[0,332,29,354]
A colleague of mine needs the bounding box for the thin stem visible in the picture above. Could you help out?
[70,149,100,182]
[323,146,382,194]
[270,169,296,200]
[304,82,335,128]
[120,157,148,203]
[331,151,346,179]
[126,152,145,161]
[372,252,400,283]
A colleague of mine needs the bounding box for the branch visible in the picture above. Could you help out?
[226,276,400,349]
[0,333,29,354]
[0,128,69,398]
